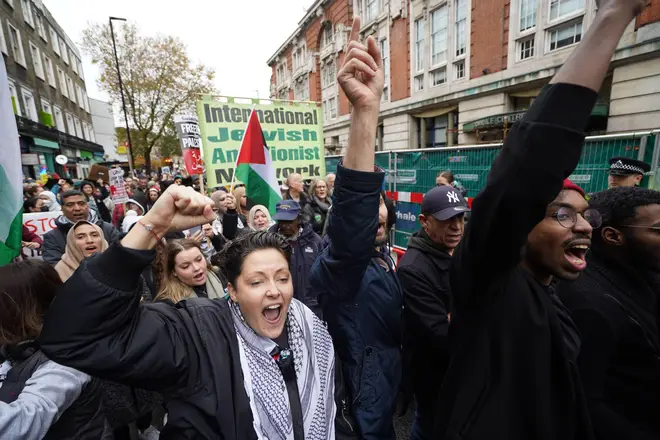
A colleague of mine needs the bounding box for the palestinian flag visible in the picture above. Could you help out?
[234,109,282,214]
[0,58,23,265]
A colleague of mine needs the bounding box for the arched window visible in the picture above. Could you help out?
[322,24,334,49]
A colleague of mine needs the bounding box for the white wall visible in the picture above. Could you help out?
[609,57,660,132]
[89,98,124,162]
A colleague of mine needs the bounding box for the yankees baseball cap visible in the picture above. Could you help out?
[421,185,470,221]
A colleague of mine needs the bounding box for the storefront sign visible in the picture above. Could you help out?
[463,111,526,133]
[109,168,129,203]
[21,153,39,165]
[174,114,203,176]
[22,211,61,260]
[385,169,417,184]
[196,97,326,187]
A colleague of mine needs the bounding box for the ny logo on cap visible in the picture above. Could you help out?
[447,191,460,203]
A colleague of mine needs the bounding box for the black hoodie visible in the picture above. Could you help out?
[398,229,452,430]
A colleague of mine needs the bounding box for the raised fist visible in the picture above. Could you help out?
[142,184,215,236]
[595,0,650,17]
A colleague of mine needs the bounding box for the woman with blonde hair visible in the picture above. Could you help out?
[304,178,332,235]
[154,239,225,303]
[247,204,273,231]
[232,186,249,226]
[54,221,108,282]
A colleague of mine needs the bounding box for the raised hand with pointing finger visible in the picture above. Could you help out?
[337,17,384,112]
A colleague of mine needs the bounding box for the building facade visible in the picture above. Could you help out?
[268,0,660,154]
[89,97,126,165]
[1,0,103,180]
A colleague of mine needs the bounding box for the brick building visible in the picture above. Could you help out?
[2,0,104,180]
[269,0,660,154]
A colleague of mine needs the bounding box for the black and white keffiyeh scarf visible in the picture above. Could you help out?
[229,299,335,440]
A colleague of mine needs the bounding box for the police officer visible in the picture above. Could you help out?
[607,156,651,188]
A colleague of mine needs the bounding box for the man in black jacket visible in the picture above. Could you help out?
[42,190,121,265]
[398,185,469,440]
[435,1,649,439]
[557,187,660,440]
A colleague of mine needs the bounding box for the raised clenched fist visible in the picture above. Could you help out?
[142,184,215,236]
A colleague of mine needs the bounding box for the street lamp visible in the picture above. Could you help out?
[109,16,134,175]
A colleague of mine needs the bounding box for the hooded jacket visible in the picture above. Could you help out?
[269,222,323,307]
[398,229,452,432]
[557,252,660,440]
[42,210,120,265]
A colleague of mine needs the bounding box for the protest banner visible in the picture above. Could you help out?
[109,168,129,203]
[22,210,61,260]
[174,114,204,176]
[196,96,325,188]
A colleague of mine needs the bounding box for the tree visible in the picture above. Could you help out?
[82,23,215,172]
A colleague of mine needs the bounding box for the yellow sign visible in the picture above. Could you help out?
[116,145,128,155]
[196,96,326,187]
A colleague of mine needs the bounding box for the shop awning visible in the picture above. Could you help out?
[414,106,458,119]
[33,138,59,149]
[462,111,526,133]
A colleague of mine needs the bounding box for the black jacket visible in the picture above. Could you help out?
[303,196,331,236]
[557,252,660,440]
[398,230,451,430]
[436,84,598,440]
[42,215,121,265]
[39,243,257,440]
[269,222,323,306]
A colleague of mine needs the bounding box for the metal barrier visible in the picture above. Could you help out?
[326,130,660,249]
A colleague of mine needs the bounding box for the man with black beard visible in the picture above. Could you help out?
[558,187,660,440]
[309,16,402,440]
[434,1,649,439]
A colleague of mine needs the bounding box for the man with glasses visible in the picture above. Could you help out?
[434,1,648,438]
[557,187,660,440]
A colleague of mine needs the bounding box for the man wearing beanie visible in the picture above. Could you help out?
[432,0,649,436]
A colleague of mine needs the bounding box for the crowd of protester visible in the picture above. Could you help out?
[3,2,660,439]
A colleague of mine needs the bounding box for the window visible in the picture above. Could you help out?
[78,59,84,80]
[322,25,334,49]
[29,42,44,80]
[41,99,52,124]
[329,97,337,119]
[53,105,64,130]
[35,13,47,41]
[380,38,389,102]
[414,18,425,72]
[293,45,306,71]
[73,116,82,138]
[66,76,76,103]
[82,90,90,113]
[366,0,381,22]
[549,0,584,21]
[60,38,69,64]
[72,56,78,75]
[50,27,60,56]
[65,112,74,134]
[322,100,328,120]
[0,21,7,55]
[321,60,335,89]
[431,6,448,66]
[43,55,56,87]
[89,126,96,143]
[8,80,21,116]
[518,36,535,59]
[7,22,27,67]
[20,87,38,121]
[414,74,424,92]
[276,63,287,85]
[82,122,89,140]
[57,67,67,96]
[548,21,582,51]
[520,0,537,31]
[76,85,84,109]
[454,60,465,79]
[20,0,34,27]
[430,67,447,87]
[294,77,309,101]
[455,0,468,57]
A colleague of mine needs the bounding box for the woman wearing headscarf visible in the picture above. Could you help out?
[54,221,108,282]
[247,205,273,231]
[40,184,336,440]
[38,191,61,212]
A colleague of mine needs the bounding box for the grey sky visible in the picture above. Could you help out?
[43,0,313,103]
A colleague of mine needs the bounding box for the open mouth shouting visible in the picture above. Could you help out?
[263,304,284,325]
[564,240,590,271]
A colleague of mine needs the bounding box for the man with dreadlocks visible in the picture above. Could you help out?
[558,187,660,440]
